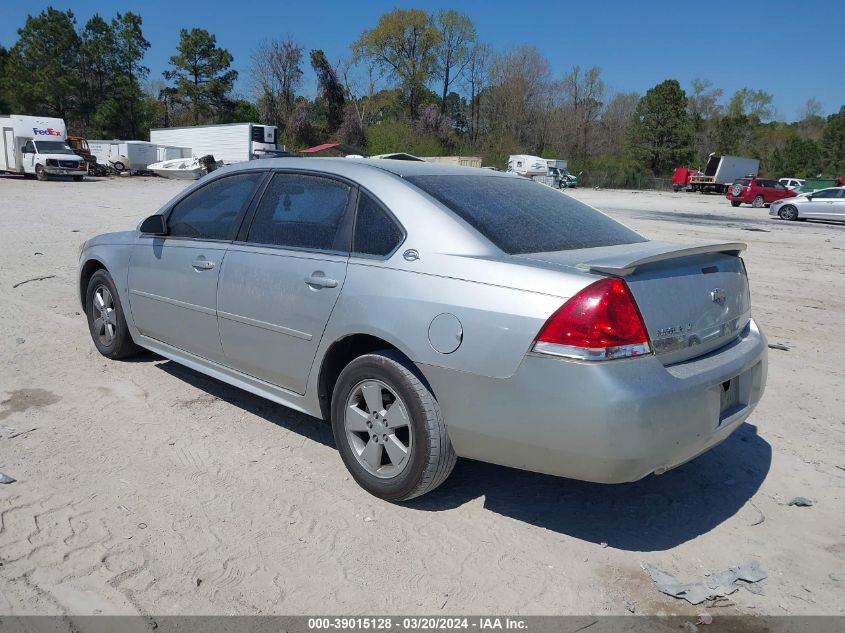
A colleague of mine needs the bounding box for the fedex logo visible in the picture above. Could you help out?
[32,127,62,136]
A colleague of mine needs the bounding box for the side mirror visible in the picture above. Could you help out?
[139,214,167,235]
[806,195,813,201]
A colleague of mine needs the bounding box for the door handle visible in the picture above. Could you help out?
[191,258,215,271]
[304,273,338,289]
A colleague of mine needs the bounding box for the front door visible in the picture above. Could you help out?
[128,171,265,363]
[217,172,354,394]
[802,188,845,220]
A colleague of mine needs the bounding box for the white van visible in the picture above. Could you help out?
[0,114,86,181]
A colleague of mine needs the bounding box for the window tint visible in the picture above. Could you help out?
[812,189,837,198]
[407,175,645,255]
[24,140,35,153]
[168,172,264,240]
[247,173,351,251]
[353,194,404,256]
[736,179,750,187]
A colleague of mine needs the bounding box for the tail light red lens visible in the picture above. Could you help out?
[533,277,652,361]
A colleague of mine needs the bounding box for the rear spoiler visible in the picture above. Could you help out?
[579,241,747,276]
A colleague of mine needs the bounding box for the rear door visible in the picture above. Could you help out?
[217,172,354,394]
[128,171,265,363]
[768,180,790,203]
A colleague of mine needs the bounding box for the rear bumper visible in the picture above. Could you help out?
[422,319,767,483]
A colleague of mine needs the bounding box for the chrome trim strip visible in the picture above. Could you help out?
[532,341,652,361]
[217,310,312,341]
[129,289,216,316]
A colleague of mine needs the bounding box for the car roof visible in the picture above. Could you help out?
[213,156,517,179]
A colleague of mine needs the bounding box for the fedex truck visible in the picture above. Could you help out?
[0,114,86,181]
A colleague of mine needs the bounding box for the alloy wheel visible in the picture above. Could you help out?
[344,379,413,479]
[92,284,117,346]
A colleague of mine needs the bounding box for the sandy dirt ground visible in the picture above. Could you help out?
[0,174,843,617]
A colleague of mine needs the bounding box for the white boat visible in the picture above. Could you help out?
[147,155,222,180]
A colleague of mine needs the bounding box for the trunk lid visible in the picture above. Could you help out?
[521,241,752,365]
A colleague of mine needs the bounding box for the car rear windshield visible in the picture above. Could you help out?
[406,175,645,255]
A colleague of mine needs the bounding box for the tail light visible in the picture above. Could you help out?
[532,277,652,361]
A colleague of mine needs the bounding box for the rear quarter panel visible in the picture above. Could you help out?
[318,260,565,380]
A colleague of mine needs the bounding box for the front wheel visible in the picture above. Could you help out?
[35,164,48,181]
[752,195,765,208]
[778,205,798,221]
[85,270,140,359]
[331,350,456,501]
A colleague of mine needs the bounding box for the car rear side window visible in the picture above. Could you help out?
[353,193,404,257]
[247,173,352,251]
[167,172,264,240]
[736,179,750,187]
[406,175,645,255]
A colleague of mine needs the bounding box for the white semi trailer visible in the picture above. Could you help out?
[690,154,760,193]
[149,123,281,164]
[0,114,86,181]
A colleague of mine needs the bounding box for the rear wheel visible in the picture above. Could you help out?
[778,205,798,221]
[752,195,765,208]
[35,164,48,181]
[331,350,456,501]
[85,270,140,359]
[730,200,741,207]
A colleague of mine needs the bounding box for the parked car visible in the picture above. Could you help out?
[770,186,845,221]
[78,159,768,501]
[778,178,805,192]
[726,177,797,207]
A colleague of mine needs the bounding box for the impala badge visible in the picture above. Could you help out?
[711,288,727,305]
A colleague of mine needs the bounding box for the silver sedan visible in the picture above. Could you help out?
[770,186,845,221]
[78,158,768,501]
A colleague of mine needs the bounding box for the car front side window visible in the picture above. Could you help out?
[167,172,264,240]
[246,173,352,252]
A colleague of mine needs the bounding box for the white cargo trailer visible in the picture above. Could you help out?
[86,140,158,172]
[690,154,759,193]
[506,154,549,176]
[149,123,280,164]
[0,114,86,180]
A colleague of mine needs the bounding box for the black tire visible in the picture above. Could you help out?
[731,200,741,207]
[752,195,765,208]
[35,164,48,181]
[778,205,799,221]
[331,350,456,501]
[85,270,140,359]
[73,175,83,182]
[112,161,125,172]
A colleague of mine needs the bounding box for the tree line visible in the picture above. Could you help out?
[1,7,843,185]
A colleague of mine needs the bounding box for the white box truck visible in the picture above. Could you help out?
[86,140,158,172]
[690,153,760,193]
[0,114,87,181]
[149,123,281,164]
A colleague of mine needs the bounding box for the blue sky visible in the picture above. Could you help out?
[2,0,842,121]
